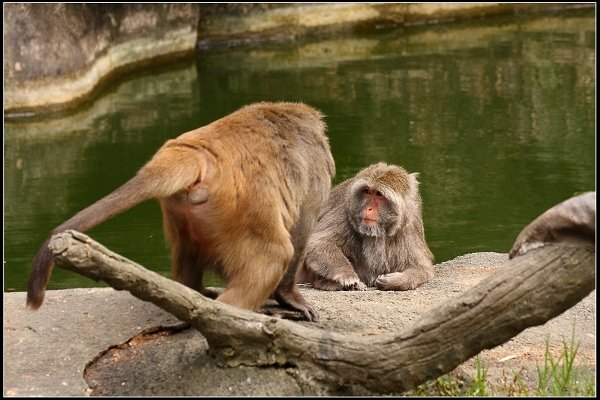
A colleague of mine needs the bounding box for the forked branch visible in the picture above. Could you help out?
[49,230,594,393]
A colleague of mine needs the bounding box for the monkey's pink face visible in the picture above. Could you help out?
[361,187,385,226]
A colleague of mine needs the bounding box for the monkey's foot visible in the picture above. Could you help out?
[274,290,320,322]
[297,303,320,322]
[200,287,222,299]
[260,304,315,321]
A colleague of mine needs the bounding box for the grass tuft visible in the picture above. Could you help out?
[405,324,595,397]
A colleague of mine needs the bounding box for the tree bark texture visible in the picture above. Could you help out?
[49,230,595,393]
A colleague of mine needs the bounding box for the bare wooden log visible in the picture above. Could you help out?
[49,230,594,393]
[510,191,595,258]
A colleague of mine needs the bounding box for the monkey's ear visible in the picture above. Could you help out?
[409,172,421,185]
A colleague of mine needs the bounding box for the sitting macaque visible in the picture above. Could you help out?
[27,102,335,322]
[299,162,434,291]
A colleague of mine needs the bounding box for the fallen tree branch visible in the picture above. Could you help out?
[49,230,595,393]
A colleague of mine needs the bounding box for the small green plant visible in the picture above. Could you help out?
[499,367,529,396]
[405,355,486,397]
[405,372,467,396]
[404,326,595,397]
[466,355,488,396]
[536,325,595,396]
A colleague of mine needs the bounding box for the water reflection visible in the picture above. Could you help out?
[4,10,595,291]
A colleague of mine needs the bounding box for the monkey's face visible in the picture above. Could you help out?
[349,184,402,237]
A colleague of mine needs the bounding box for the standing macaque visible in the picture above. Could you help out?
[27,102,335,322]
[300,162,434,291]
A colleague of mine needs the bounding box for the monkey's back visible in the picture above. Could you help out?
[173,102,335,252]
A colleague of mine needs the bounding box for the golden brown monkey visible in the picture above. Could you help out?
[300,162,434,291]
[27,102,335,321]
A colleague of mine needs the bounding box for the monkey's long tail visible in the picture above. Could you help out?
[26,145,205,309]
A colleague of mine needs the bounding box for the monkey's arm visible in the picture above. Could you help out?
[375,264,434,291]
[304,236,367,291]
[376,241,435,291]
[302,182,367,291]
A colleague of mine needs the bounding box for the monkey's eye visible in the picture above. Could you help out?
[376,191,383,197]
[362,188,370,195]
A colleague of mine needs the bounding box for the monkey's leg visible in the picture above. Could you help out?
[375,264,435,291]
[216,251,289,312]
[305,244,366,291]
[274,208,322,321]
[172,245,218,299]
[274,254,320,322]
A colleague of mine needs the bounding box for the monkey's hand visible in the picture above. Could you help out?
[312,275,366,291]
[337,275,367,291]
[376,272,419,291]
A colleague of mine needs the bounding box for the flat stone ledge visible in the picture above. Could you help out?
[3,288,182,397]
[196,2,589,48]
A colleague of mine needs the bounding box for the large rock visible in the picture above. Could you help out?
[3,3,200,115]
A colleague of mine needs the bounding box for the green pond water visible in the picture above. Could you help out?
[3,10,595,292]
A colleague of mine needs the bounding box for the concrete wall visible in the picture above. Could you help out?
[3,3,592,117]
[3,3,200,116]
